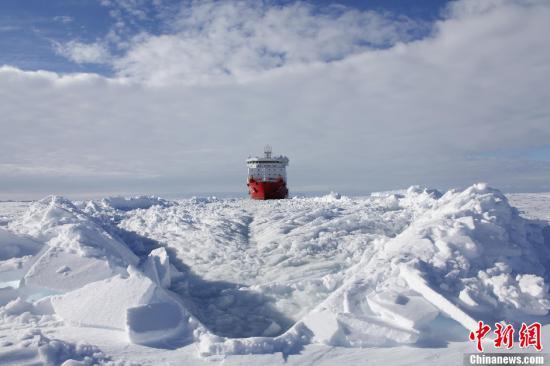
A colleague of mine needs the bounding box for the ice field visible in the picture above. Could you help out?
[0,184,548,365]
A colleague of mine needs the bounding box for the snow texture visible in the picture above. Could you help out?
[0,327,115,366]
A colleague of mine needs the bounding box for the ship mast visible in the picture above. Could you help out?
[264,144,272,159]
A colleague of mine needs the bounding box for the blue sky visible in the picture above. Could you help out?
[0,0,451,75]
[1,0,550,199]
[0,1,110,73]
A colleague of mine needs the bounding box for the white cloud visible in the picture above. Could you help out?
[53,15,74,24]
[444,0,546,18]
[55,41,111,64]
[112,1,424,85]
[100,0,152,21]
[1,0,550,198]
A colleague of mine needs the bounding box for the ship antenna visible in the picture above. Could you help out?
[264,144,272,159]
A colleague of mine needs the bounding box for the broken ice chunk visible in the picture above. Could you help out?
[366,290,439,330]
[127,302,191,345]
[141,247,171,288]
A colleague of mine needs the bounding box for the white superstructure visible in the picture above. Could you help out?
[246,145,289,182]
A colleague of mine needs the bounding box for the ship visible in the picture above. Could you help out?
[246,145,289,200]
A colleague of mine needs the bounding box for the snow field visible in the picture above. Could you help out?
[0,184,548,364]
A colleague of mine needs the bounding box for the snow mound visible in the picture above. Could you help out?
[9,196,139,292]
[51,266,202,346]
[398,186,443,212]
[391,183,550,319]
[293,183,550,347]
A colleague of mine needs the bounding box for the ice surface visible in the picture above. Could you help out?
[119,191,416,340]
[0,184,548,363]
[0,287,19,307]
[366,290,439,330]
[51,266,202,346]
[21,249,126,294]
[0,201,29,227]
[508,193,550,222]
[127,301,192,346]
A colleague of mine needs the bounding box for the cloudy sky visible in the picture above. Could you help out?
[1,0,549,199]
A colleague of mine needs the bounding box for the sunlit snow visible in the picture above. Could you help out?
[0,184,548,365]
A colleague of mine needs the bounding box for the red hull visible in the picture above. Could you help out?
[247,178,288,200]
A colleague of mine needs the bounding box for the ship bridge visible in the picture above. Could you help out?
[247,145,289,182]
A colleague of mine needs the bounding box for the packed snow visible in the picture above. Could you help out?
[0,185,548,365]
